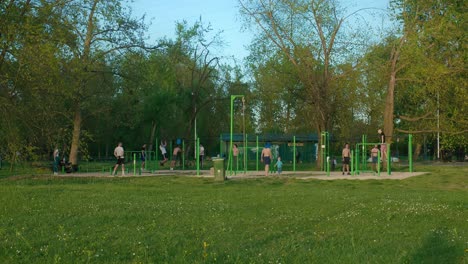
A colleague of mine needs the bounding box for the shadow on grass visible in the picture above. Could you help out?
[406,228,464,263]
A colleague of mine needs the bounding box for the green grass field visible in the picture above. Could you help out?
[0,165,466,263]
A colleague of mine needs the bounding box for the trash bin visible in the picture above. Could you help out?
[212,158,225,181]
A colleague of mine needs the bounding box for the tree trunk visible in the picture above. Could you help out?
[315,118,326,169]
[384,65,396,144]
[69,106,82,167]
[384,35,406,145]
[414,143,422,161]
[67,0,97,169]
[148,120,157,152]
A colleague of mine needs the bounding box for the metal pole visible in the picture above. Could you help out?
[377,149,381,176]
[133,153,136,176]
[293,135,296,172]
[355,145,359,175]
[243,97,246,174]
[236,142,238,174]
[326,156,330,176]
[228,95,244,175]
[170,140,173,161]
[196,137,200,176]
[321,132,325,171]
[182,139,185,170]
[245,134,248,173]
[155,137,159,171]
[409,134,413,172]
[326,132,330,169]
[362,135,366,170]
[437,92,440,159]
[350,150,354,176]
[229,95,234,175]
[194,107,197,162]
[256,135,259,171]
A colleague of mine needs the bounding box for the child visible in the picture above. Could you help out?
[274,156,283,175]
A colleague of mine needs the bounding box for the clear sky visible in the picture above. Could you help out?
[130,0,390,63]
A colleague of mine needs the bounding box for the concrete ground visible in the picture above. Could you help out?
[57,169,428,180]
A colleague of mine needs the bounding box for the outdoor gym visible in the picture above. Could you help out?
[36,94,422,181]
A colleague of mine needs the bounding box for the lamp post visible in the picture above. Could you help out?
[437,91,440,160]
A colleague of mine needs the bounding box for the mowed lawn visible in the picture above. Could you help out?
[0,165,466,263]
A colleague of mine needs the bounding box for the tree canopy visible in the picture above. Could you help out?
[0,0,466,168]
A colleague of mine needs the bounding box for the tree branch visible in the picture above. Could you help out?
[396,112,433,122]
[395,128,468,135]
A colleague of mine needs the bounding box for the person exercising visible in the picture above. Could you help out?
[141,144,146,171]
[159,140,168,166]
[261,143,272,176]
[113,142,125,176]
[378,129,387,168]
[342,143,351,175]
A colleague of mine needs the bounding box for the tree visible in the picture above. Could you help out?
[0,0,72,168]
[387,0,467,157]
[239,0,369,166]
[55,0,148,168]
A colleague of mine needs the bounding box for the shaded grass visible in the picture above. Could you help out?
[0,165,466,263]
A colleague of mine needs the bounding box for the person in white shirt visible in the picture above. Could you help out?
[159,140,168,166]
[113,142,125,176]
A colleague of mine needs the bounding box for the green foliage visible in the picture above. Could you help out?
[388,0,467,149]
[0,0,466,165]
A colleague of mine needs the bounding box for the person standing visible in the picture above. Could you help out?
[53,148,59,175]
[378,129,387,167]
[261,143,272,176]
[295,150,301,164]
[113,142,125,176]
[342,143,351,175]
[371,144,379,172]
[159,140,168,166]
[232,144,239,171]
[141,144,146,171]
[171,145,181,170]
[199,144,205,169]
[274,156,283,175]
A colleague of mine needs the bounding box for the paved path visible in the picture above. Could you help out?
[57,169,428,180]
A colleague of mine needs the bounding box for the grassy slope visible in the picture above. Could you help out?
[0,165,466,263]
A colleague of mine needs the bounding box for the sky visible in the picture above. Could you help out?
[130,0,391,63]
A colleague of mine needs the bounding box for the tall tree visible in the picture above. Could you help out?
[239,0,368,166]
[56,0,148,168]
[387,0,467,156]
[0,0,72,167]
